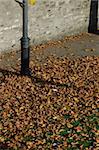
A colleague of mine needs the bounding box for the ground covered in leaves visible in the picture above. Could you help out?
[0,56,99,150]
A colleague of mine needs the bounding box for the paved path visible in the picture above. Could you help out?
[0,33,99,71]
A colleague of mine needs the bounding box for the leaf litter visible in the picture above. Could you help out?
[0,55,99,150]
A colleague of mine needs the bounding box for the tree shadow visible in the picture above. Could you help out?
[88,0,99,34]
[0,68,72,88]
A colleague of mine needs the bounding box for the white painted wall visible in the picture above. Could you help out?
[0,0,93,52]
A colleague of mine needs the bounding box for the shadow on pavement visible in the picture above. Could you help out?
[88,0,99,34]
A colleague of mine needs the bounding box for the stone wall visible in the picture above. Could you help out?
[0,0,94,52]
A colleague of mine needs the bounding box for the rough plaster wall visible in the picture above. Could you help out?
[0,0,91,52]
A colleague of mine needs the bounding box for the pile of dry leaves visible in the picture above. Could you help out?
[0,56,99,150]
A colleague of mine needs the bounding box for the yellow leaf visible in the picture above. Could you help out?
[67,123,73,128]
[47,98,51,105]
[74,97,79,103]
[20,106,25,110]
[48,89,52,96]
[15,135,19,141]
[53,116,58,120]
[0,136,5,142]
[53,115,60,120]
[63,105,70,110]
[28,0,36,5]
[0,124,3,130]
[27,141,33,146]
[40,104,43,109]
